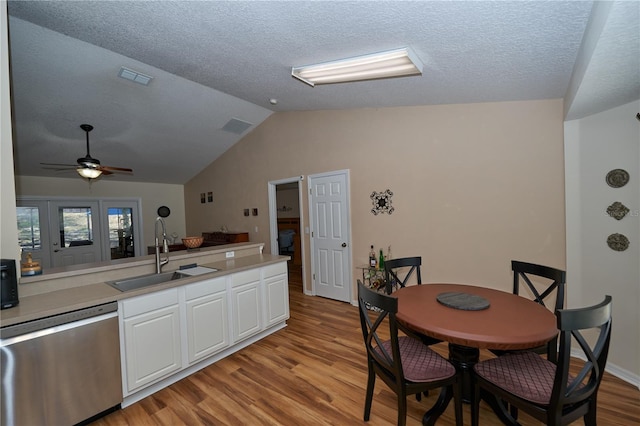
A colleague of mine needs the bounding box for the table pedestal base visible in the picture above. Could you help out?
[448,343,479,403]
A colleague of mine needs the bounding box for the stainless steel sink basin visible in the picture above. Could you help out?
[106,271,184,292]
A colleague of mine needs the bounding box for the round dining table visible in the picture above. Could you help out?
[394,283,558,410]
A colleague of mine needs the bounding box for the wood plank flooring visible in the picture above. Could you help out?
[93,264,640,425]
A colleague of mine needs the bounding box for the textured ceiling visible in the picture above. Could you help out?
[7,1,639,184]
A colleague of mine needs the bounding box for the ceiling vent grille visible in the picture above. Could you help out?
[222,118,253,135]
[118,67,153,86]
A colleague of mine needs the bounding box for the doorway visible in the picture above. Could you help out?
[268,177,305,292]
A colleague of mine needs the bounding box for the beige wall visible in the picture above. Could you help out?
[15,176,186,249]
[186,99,566,294]
[565,99,640,384]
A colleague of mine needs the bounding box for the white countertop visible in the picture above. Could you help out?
[1,253,289,328]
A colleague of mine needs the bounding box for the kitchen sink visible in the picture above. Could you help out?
[106,271,184,292]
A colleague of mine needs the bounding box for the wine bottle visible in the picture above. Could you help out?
[387,245,392,261]
[369,245,377,268]
[378,248,385,270]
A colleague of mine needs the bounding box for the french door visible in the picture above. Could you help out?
[50,201,102,267]
[17,198,143,268]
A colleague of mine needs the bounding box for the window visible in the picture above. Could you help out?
[17,206,41,250]
[107,207,134,259]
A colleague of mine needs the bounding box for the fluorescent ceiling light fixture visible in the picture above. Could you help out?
[291,47,423,87]
[77,167,102,179]
[118,67,153,86]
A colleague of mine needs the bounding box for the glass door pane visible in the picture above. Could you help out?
[16,200,51,269]
[59,207,94,246]
[107,207,134,259]
[17,206,41,251]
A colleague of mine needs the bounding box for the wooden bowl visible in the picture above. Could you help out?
[182,236,204,249]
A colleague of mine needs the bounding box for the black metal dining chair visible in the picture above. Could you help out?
[472,295,612,426]
[383,256,422,295]
[357,280,462,426]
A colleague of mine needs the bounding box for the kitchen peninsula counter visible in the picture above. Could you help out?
[1,243,289,327]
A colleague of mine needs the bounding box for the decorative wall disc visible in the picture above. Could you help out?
[606,169,629,188]
[606,201,630,220]
[607,233,629,251]
[371,189,394,215]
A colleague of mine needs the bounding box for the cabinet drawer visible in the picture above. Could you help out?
[231,269,260,287]
[263,262,287,279]
[184,277,226,300]
[122,288,179,318]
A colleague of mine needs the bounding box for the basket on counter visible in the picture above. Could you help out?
[182,236,204,249]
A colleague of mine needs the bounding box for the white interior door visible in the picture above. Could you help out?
[308,170,351,302]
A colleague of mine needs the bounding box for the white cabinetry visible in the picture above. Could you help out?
[263,262,289,327]
[121,288,181,394]
[184,276,229,364]
[119,260,289,406]
[230,268,262,342]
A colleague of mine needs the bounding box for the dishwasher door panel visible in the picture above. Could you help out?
[1,313,122,425]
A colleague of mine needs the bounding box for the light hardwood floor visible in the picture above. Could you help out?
[93,264,640,425]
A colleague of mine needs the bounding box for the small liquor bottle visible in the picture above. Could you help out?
[369,245,377,268]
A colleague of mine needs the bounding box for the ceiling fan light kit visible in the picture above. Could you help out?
[291,47,423,87]
[77,166,102,179]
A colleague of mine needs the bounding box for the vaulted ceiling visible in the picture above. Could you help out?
[7,1,639,184]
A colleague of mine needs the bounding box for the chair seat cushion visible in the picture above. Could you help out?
[378,336,455,382]
[474,351,557,404]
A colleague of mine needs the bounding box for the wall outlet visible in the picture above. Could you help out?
[225,251,235,259]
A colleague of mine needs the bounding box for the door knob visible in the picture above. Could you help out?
[341,242,347,247]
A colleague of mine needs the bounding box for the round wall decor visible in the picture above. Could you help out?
[607,233,629,251]
[606,169,629,188]
[157,205,171,217]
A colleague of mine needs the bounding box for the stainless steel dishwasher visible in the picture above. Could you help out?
[1,302,122,425]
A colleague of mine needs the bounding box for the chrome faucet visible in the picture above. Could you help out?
[155,216,169,273]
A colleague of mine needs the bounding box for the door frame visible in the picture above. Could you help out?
[307,169,353,303]
[268,176,307,292]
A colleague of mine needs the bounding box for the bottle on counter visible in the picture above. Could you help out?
[378,248,385,270]
[369,245,377,268]
[387,245,392,261]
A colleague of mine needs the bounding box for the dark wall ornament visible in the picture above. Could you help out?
[606,169,629,188]
[607,233,629,251]
[606,201,630,220]
[371,189,394,215]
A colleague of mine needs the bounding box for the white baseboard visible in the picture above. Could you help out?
[571,348,640,390]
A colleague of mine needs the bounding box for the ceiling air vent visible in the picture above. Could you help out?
[222,118,253,135]
[118,67,153,86]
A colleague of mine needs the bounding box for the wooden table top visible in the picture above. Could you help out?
[395,283,558,351]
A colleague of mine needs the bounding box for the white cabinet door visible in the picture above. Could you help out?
[121,289,182,394]
[230,269,262,342]
[263,263,289,327]
[185,277,229,364]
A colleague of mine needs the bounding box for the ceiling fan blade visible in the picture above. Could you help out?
[100,170,114,176]
[41,162,77,167]
[41,166,76,172]
[99,165,133,173]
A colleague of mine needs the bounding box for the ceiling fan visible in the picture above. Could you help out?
[41,124,133,179]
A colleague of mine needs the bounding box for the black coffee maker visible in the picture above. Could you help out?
[1,259,19,309]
